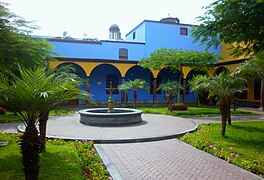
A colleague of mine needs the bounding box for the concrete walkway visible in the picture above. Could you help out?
[1,112,263,179]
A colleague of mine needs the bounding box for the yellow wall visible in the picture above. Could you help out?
[220,43,250,62]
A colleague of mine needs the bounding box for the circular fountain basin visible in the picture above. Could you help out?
[79,108,143,126]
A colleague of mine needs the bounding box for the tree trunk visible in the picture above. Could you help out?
[182,78,187,104]
[125,92,128,106]
[133,90,137,109]
[260,79,264,111]
[20,124,40,180]
[197,95,201,106]
[39,111,49,152]
[227,101,231,125]
[233,100,237,111]
[168,93,173,112]
[177,73,182,104]
[152,78,157,106]
[219,101,228,136]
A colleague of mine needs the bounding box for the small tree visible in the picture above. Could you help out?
[192,0,264,57]
[118,79,149,108]
[190,72,247,136]
[139,48,216,103]
[157,81,183,111]
[0,3,55,74]
[237,51,264,110]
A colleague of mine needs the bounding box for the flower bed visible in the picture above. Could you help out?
[180,122,264,177]
[170,104,188,111]
[0,107,6,115]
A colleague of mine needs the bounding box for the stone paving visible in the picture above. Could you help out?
[18,113,198,143]
[0,123,20,133]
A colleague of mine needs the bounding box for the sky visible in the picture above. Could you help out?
[3,0,214,40]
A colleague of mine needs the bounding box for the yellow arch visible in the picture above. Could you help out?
[50,61,139,77]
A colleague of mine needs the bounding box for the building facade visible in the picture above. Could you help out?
[48,17,260,106]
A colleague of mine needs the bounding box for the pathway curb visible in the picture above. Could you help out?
[95,144,123,180]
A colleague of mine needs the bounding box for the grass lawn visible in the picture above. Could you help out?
[179,121,264,177]
[0,134,109,179]
[0,109,75,123]
[138,106,257,117]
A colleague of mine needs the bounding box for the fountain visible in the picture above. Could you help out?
[79,82,142,126]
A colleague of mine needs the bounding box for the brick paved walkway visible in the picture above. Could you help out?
[96,139,263,180]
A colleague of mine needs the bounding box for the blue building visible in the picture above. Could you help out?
[49,17,222,105]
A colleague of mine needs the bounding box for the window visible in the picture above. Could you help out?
[133,32,136,39]
[180,27,188,35]
[119,48,128,60]
[106,74,119,94]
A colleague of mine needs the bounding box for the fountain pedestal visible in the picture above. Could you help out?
[106,82,115,113]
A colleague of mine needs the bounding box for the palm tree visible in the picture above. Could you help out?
[0,67,46,180]
[188,75,208,106]
[118,79,149,108]
[37,66,93,152]
[190,72,247,136]
[0,66,92,179]
[157,81,183,111]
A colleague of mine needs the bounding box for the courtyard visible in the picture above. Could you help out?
[1,107,263,179]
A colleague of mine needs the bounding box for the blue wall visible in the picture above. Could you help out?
[90,64,122,101]
[50,40,146,60]
[51,41,103,59]
[125,66,153,101]
[101,41,146,60]
[126,22,146,43]
[143,21,221,56]
[56,63,87,104]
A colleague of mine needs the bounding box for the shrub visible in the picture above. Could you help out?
[170,103,188,111]
[75,140,110,180]
[0,107,6,115]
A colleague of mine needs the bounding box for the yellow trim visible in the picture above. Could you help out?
[50,61,148,77]
[183,66,192,79]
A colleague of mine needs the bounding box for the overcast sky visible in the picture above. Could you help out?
[3,0,214,40]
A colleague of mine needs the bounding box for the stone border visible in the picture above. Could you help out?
[79,108,143,126]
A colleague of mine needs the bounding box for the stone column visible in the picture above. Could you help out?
[121,77,126,106]
[182,78,187,104]
[86,76,90,93]
[259,79,264,111]
[85,76,90,105]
